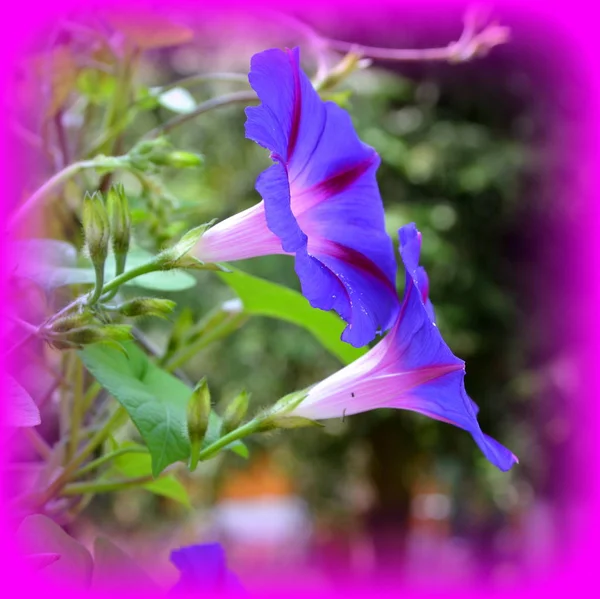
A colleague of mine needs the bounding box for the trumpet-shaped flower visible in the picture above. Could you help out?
[288,224,518,472]
[194,47,399,347]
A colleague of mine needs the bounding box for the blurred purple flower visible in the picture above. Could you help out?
[194,47,399,347]
[289,223,518,472]
[5,374,40,428]
[170,543,244,595]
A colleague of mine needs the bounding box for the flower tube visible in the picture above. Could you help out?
[194,47,399,347]
[286,223,518,472]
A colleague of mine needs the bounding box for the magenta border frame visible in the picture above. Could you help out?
[0,0,598,597]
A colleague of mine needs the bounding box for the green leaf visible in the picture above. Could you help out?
[11,241,197,292]
[80,342,190,476]
[109,443,191,507]
[79,342,246,475]
[155,87,196,114]
[217,269,365,365]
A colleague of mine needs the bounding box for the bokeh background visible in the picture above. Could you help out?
[9,3,585,593]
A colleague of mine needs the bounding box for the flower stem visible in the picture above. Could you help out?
[88,262,106,305]
[99,259,163,296]
[197,418,263,462]
[66,358,85,462]
[34,405,127,507]
[164,312,248,372]
[81,381,102,413]
[22,428,52,459]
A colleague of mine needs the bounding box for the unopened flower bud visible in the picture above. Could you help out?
[82,191,110,267]
[49,312,94,334]
[187,378,212,471]
[106,184,131,264]
[222,390,250,435]
[129,138,203,171]
[117,298,176,319]
[61,324,132,346]
[157,150,204,169]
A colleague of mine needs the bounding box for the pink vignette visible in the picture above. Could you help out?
[0,0,598,598]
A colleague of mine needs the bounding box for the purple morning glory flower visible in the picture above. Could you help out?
[194,47,399,347]
[170,543,244,595]
[288,223,518,472]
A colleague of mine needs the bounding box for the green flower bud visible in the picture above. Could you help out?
[222,390,250,435]
[106,184,131,263]
[117,298,176,319]
[158,151,204,169]
[188,377,212,471]
[49,312,94,334]
[59,324,132,346]
[130,139,163,156]
[128,138,203,171]
[82,191,110,267]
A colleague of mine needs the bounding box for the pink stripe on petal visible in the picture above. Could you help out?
[291,154,377,214]
[285,48,302,160]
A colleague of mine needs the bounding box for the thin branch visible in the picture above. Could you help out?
[157,72,249,94]
[145,90,257,139]
[263,9,509,65]
[22,428,52,460]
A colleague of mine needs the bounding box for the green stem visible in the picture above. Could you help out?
[42,256,164,333]
[73,446,149,479]
[99,259,163,296]
[98,45,136,155]
[81,381,102,413]
[88,261,106,305]
[37,405,127,506]
[157,72,249,93]
[22,428,52,459]
[62,475,155,496]
[197,418,263,462]
[59,353,75,443]
[99,252,127,302]
[164,313,248,372]
[67,358,85,462]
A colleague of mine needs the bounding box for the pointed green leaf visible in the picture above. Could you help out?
[79,342,246,475]
[217,269,366,365]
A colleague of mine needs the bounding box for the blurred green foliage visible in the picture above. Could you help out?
[12,11,560,572]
